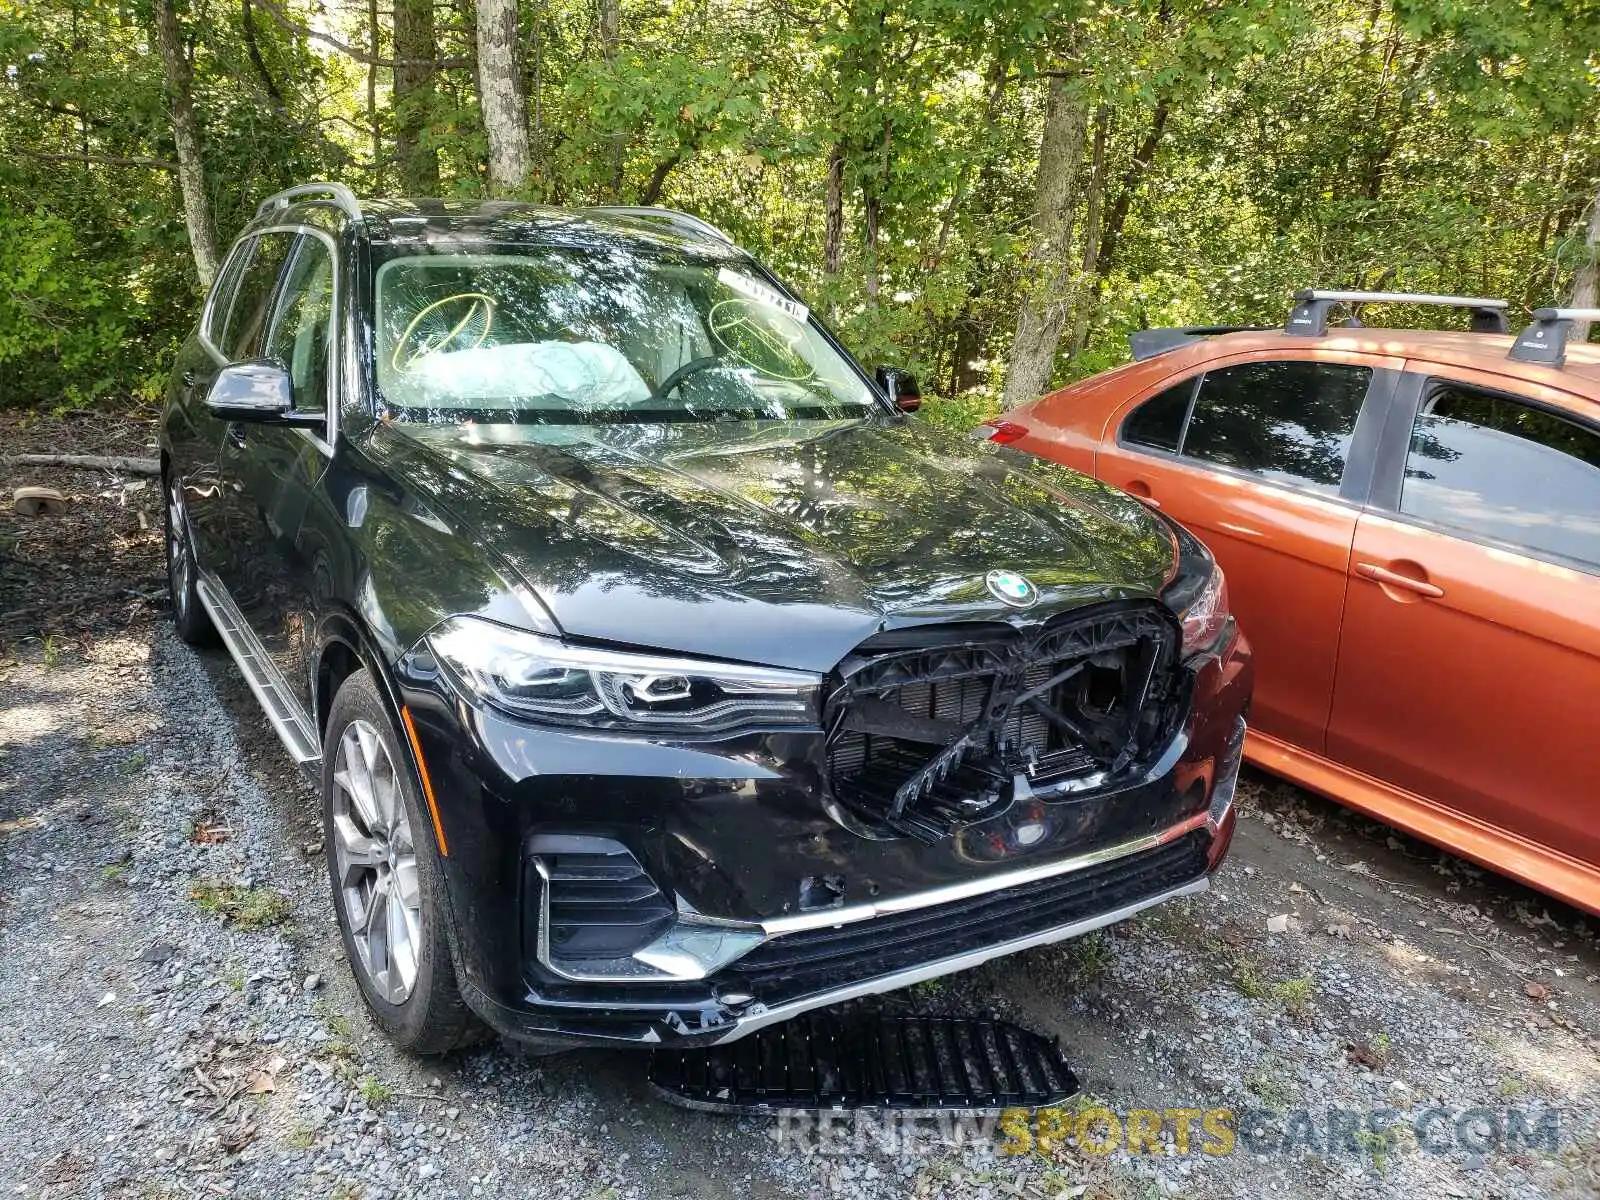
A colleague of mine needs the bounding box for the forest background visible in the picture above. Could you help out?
[3,0,1598,428]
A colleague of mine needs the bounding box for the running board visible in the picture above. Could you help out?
[648,1013,1079,1113]
[194,573,322,768]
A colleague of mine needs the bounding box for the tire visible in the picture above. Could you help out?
[322,669,484,1054]
[164,471,217,646]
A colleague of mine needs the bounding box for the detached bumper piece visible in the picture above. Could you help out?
[648,1012,1080,1113]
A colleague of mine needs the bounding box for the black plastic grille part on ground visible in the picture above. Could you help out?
[727,830,1209,999]
[648,1013,1080,1113]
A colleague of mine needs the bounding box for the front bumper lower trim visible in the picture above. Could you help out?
[762,765,1204,938]
[716,872,1212,1045]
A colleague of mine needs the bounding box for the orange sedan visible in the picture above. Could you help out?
[996,291,1600,914]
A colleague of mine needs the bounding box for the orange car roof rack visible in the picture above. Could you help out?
[1508,307,1600,369]
[1286,289,1509,337]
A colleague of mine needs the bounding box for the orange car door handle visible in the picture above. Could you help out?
[1124,479,1161,508]
[1356,562,1444,598]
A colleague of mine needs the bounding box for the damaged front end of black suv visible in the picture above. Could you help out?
[162,193,1250,1057]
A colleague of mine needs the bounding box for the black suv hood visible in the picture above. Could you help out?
[371,416,1175,672]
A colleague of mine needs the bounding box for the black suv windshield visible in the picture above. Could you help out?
[371,242,876,424]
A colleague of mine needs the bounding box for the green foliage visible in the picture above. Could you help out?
[1,0,1597,411]
[190,880,292,930]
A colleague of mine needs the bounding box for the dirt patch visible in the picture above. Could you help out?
[0,409,166,646]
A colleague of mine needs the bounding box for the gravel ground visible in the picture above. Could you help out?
[2,459,1599,1199]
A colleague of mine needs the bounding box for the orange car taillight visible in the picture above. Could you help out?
[974,419,1030,445]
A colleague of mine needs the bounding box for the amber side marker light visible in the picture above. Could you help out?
[400,705,449,857]
[975,419,1030,445]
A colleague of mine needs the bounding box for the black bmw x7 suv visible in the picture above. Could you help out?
[160,182,1252,1054]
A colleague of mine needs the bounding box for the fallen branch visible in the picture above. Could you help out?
[6,453,160,474]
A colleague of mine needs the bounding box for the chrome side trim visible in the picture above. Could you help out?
[717,875,1212,1045]
[760,803,1215,937]
[194,572,322,766]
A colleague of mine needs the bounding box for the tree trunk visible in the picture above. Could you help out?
[476,0,530,194]
[368,0,382,192]
[1001,73,1089,409]
[598,0,623,197]
[1570,191,1600,342]
[152,0,219,288]
[1068,104,1109,357]
[393,0,441,194]
[862,189,881,298]
[823,142,845,275]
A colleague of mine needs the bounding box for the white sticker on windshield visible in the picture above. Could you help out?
[717,268,810,323]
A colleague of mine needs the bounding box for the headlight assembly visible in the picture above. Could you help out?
[423,616,821,732]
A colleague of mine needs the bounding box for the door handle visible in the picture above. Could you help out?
[1124,479,1161,508]
[181,369,200,387]
[1355,561,1444,598]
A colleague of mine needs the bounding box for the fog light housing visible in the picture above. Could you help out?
[527,834,765,982]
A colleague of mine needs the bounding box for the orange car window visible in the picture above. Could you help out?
[1402,384,1600,570]
[1181,361,1371,494]
[1122,379,1195,453]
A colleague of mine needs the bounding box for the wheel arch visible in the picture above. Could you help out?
[313,607,408,743]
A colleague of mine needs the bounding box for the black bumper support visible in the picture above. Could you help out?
[648,1012,1081,1112]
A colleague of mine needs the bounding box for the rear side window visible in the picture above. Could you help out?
[1120,360,1373,494]
[1183,361,1371,493]
[219,233,294,361]
[1122,380,1194,453]
[1401,384,1600,569]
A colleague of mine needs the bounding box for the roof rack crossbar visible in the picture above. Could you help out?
[1508,307,1600,368]
[1285,289,1509,337]
[256,182,363,222]
[586,205,732,244]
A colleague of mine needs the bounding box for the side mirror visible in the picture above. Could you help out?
[205,360,321,427]
[874,366,922,413]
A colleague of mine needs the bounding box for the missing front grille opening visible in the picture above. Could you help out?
[824,602,1184,841]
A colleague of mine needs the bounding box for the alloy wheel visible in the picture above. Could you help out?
[166,479,192,619]
[331,719,423,1004]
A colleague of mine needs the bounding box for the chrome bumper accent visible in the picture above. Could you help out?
[717,874,1212,1045]
[761,793,1212,937]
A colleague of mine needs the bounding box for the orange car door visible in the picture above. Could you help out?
[1327,368,1600,868]
[1098,352,1402,753]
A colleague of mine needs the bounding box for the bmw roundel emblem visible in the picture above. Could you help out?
[985,569,1038,608]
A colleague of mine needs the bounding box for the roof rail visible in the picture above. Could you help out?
[1285,289,1509,337]
[256,182,363,223]
[1128,325,1272,361]
[586,205,732,244]
[1508,307,1600,368]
